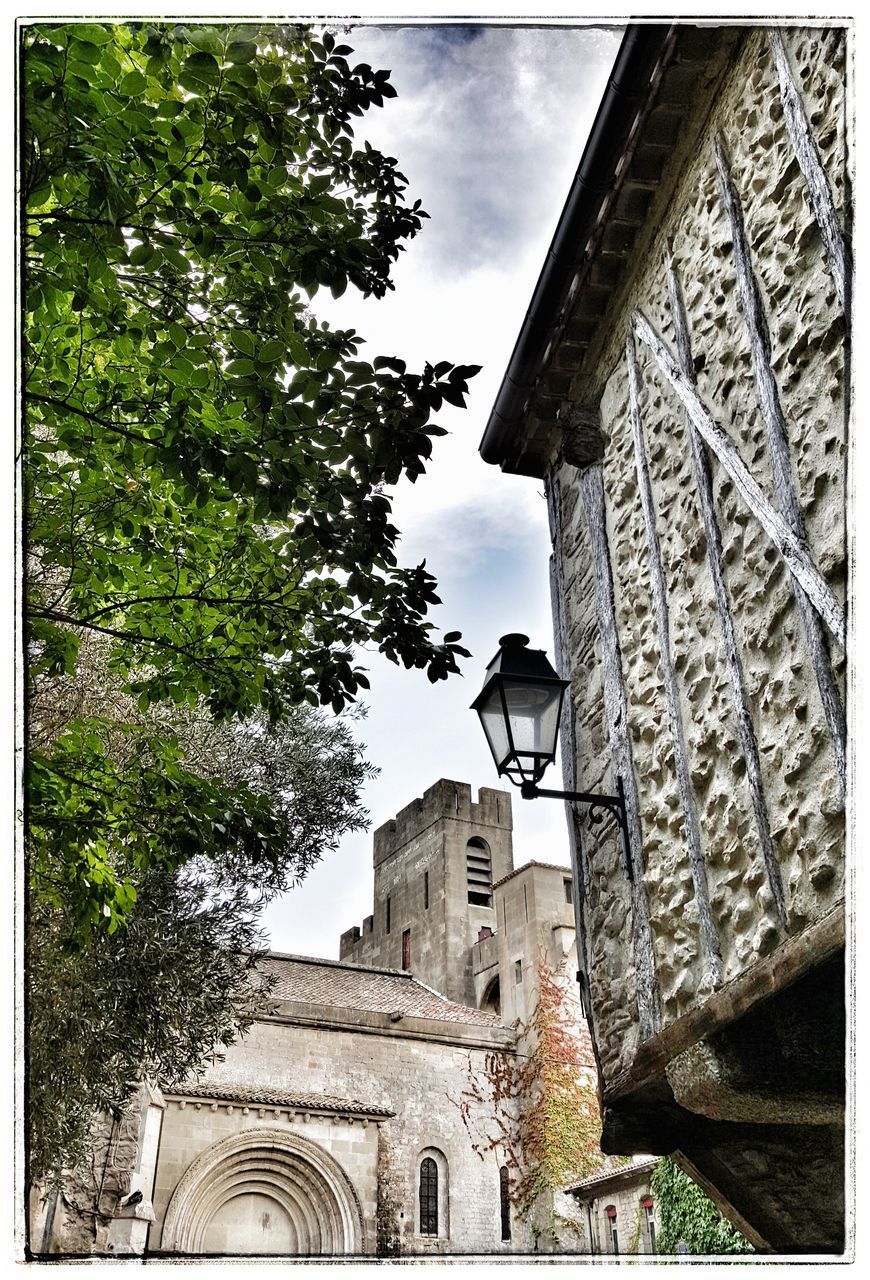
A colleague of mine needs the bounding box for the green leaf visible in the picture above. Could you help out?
[258,339,285,364]
[230,330,255,357]
[128,242,155,267]
[119,70,147,95]
[183,50,220,84]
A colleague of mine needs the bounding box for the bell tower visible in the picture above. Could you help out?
[339,779,513,1006]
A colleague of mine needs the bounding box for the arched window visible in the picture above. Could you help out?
[499,1167,511,1241]
[605,1204,619,1255]
[466,838,493,906]
[419,1158,438,1236]
[416,1148,448,1239]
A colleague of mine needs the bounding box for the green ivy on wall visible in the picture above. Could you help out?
[650,1158,754,1255]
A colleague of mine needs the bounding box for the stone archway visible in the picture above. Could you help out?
[160,1127,364,1256]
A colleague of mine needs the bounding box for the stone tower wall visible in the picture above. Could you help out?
[339,780,513,1005]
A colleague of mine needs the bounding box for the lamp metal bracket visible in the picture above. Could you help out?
[520,776,633,882]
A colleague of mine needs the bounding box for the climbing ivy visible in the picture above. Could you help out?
[455,958,606,1243]
[650,1157,754,1255]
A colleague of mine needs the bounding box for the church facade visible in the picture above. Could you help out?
[33,780,639,1259]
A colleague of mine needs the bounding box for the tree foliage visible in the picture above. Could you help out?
[650,1157,754,1255]
[23,18,475,937]
[24,20,474,719]
[22,19,477,1182]
[28,634,377,1184]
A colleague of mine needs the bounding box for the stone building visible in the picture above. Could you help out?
[32,780,607,1259]
[567,1156,660,1256]
[480,23,849,1255]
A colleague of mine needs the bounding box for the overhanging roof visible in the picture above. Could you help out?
[480,23,745,478]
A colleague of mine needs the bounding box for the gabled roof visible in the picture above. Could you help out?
[493,859,572,890]
[262,952,501,1028]
[567,1155,658,1198]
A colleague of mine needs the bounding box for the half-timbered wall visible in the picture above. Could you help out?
[551,28,847,1078]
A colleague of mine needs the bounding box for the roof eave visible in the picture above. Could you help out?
[479,23,673,475]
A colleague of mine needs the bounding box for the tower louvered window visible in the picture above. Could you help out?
[419,1157,438,1236]
[466,838,492,906]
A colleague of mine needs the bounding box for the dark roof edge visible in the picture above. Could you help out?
[479,23,673,469]
[264,950,412,980]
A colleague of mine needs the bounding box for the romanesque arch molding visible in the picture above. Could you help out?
[160,1127,364,1256]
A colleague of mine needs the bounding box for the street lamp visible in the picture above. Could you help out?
[471,634,632,879]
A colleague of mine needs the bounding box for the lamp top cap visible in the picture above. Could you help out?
[498,633,530,650]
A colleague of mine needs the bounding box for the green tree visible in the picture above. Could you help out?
[22,20,476,1181]
[650,1157,754,1255]
[23,18,475,936]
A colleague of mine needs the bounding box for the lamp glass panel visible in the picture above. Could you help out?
[477,682,512,771]
[501,679,563,760]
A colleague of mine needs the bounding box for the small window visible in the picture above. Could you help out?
[564,877,573,903]
[386,896,391,934]
[402,928,411,971]
[499,1167,511,1241]
[419,1157,438,1236]
[606,1205,619,1255]
[514,960,522,985]
[424,871,429,910]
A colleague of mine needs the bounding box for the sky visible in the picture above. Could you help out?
[262,21,624,958]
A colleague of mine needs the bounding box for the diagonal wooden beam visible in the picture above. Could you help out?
[714,132,846,800]
[626,331,724,986]
[767,28,851,317]
[630,309,846,653]
[579,463,662,1041]
[664,246,787,928]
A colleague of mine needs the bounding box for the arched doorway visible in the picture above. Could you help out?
[480,974,501,1017]
[160,1127,364,1256]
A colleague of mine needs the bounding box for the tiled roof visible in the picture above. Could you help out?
[493,860,572,889]
[165,1080,393,1118]
[567,1155,658,1194]
[261,952,502,1028]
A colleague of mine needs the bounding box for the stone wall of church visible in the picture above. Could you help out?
[550,27,847,1078]
[149,1013,530,1256]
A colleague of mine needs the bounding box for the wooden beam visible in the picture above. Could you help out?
[714,133,846,801]
[579,463,662,1040]
[664,246,787,927]
[672,1151,773,1253]
[626,331,724,986]
[631,310,846,651]
[546,472,604,1081]
[767,27,851,317]
[603,903,844,1106]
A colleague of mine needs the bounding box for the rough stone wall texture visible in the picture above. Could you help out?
[553,28,847,1073]
[340,781,514,1006]
[47,1087,147,1254]
[149,1017,529,1256]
